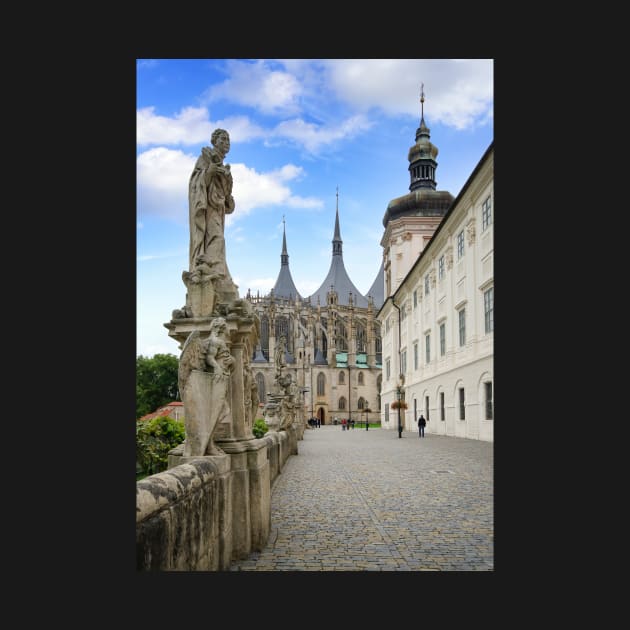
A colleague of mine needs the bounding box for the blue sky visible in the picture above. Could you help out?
[137,59,493,357]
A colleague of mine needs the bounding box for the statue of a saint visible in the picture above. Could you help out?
[188,128,235,287]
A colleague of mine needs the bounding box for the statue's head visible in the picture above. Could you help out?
[211,128,230,153]
[209,316,227,335]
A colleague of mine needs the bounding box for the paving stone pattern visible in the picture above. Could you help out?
[229,426,493,571]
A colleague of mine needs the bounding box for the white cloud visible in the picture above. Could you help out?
[137,107,266,146]
[276,59,493,131]
[322,59,493,130]
[137,148,323,222]
[137,59,159,70]
[245,277,275,294]
[137,253,182,262]
[272,114,373,153]
[137,106,213,146]
[295,279,320,297]
[203,59,302,115]
[137,147,194,222]
[229,163,322,220]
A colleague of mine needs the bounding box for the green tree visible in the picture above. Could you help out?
[136,353,179,419]
[136,415,186,478]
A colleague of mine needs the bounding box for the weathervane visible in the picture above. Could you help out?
[420,83,425,119]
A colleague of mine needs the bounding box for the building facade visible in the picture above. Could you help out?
[245,200,384,426]
[376,89,493,441]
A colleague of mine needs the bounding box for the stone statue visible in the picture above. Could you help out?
[205,317,235,376]
[274,335,287,375]
[177,318,234,456]
[242,347,259,431]
[188,128,236,295]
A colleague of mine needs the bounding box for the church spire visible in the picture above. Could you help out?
[281,214,288,266]
[332,186,342,257]
[271,215,301,300]
[408,84,439,192]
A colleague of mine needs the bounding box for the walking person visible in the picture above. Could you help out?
[417,414,426,438]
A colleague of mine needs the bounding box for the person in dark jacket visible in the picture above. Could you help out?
[417,414,426,438]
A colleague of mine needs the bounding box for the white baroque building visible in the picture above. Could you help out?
[377,105,493,441]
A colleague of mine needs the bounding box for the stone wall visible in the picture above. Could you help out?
[136,430,291,571]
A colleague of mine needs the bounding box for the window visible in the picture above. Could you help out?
[484,287,494,333]
[386,358,391,380]
[438,255,445,280]
[358,372,364,385]
[401,349,407,375]
[440,323,446,356]
[385,403,389,422]
[425,334,430,363]
[358,397,366,410]
[485,382,493,420]
[338,397,346,410]
[457,230,464,259]
[458,309,466,346]
[413,289,417,308]
[424,274,430,295]
[482,195,492,231]
[401,304,406,321]
[425,395,430,422]
[440,392,445,421]
[385,318,390,333]
[339,371,345,385]
[413,342,418,370]
[317,373,326,396]
[459,388,465,420]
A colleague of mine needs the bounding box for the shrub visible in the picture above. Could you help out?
[253,418,269,439]
[136,415,186,477]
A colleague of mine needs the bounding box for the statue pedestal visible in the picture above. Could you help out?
[187,278,216,318]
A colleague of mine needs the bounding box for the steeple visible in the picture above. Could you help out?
[271,216,302,300]
[382,84,453,228]
[408,84,439,192]
[332,186,342,257]
[280,215,289,266]
[309,190,368,308]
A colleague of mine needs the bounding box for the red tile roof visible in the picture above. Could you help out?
[137,402,183,422]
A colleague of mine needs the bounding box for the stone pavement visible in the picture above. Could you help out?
[228,425,493,571]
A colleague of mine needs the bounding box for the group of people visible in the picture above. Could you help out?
[340,418,356,430]
[308,417,321,428]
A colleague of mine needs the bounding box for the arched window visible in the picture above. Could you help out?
[358,397,366,410]
[260,316,269,360]
[336,319,347,351]
[358,372,364,385]
[339,371,345,385]
[338,397,346,410]
[356,323,366,353]
[256,373,266,406]
[374,327,382,364]
[317,373,326,396]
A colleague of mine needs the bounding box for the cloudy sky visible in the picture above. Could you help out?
[137,59,493,357]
